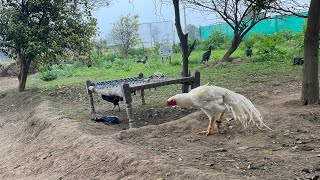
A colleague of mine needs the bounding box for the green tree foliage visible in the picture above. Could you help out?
[186,0,308,62]
[0,0,97,91]
[206,30,229,50]
[110,14,141,57]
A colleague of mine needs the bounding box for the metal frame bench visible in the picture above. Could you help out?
[86,71,200,128]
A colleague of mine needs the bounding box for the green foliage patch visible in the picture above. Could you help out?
[27,31,305,99]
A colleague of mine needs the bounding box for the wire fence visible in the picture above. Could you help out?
[138,20,175,48]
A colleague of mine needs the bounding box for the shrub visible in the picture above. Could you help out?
[171,59,182,66]
[172,43,181,54]
[38,63,71,81]
[39,70,58,81]
[206,30,229,50]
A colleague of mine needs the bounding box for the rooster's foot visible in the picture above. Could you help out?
[197,127,219,136]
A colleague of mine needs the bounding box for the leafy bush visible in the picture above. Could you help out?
[241,30,302,62]
[128,47,146,57]
[172,44,181,54]
[171,59,182,66]
[206,30,229,50]
[37,63,76,81]
[38,65,61,81]
[111,58,132,71]
[39,70,58,81]
[102,52,119,62]
[242,37,256,49]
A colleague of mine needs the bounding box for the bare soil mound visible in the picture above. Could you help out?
[0,78,320,180]
[0,61,37,77]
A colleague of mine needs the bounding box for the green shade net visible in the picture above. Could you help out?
[200,14,306,40]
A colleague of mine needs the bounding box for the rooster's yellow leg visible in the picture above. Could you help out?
[214,111,225,130]
[198,118,218,136]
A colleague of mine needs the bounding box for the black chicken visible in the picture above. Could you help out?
[201,45,212,64]
[246,47,252,57]
[101,95,123,111]
[137,55,147,64]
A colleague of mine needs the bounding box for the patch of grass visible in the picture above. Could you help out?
[27,45,301,98]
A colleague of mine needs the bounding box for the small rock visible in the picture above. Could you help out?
[219,128,227,134]
[284,130,291,136]
[178,158,183,161]
[187,137,201,142]
[213,148,227,152]
[300,145,314,151]
[247,163,259,170]
[268,134,277,138]
[296,141,304,144]
[305,175,320,180]
[301,168,310,173]
[226,118,234,121]
[297,128,308,133]
[317,154,320,157]
[313,164,320,171]
[206,163,214,166]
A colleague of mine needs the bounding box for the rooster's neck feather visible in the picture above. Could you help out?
[172,93,195,108]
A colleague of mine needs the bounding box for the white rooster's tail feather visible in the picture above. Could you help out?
[222,89,272,130]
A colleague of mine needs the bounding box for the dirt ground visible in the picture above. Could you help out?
[0,76,320,180]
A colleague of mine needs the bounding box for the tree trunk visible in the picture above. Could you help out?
[301,0,320,105]
[173,0,189,93]
[221,35,242,62]
[18,57,31,92]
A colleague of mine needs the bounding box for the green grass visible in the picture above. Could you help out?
[27,48,302,93]
[21,47,306,108]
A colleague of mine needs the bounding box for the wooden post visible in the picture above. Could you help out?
[182,69,191,93]
[121,83,136,128]
[86,80,95,114]
[141,89,146,105]
[191,70,200,89]
[138,73,146,105]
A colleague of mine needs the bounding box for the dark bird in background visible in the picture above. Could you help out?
[293,57,304,65]
[202,45,212,64]
[137,53,148,64]
[246,47,252,57]
[101,95,123,111]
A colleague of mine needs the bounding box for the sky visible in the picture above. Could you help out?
[92,0,217,40]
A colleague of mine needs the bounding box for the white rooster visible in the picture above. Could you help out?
[166,84,272,136]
